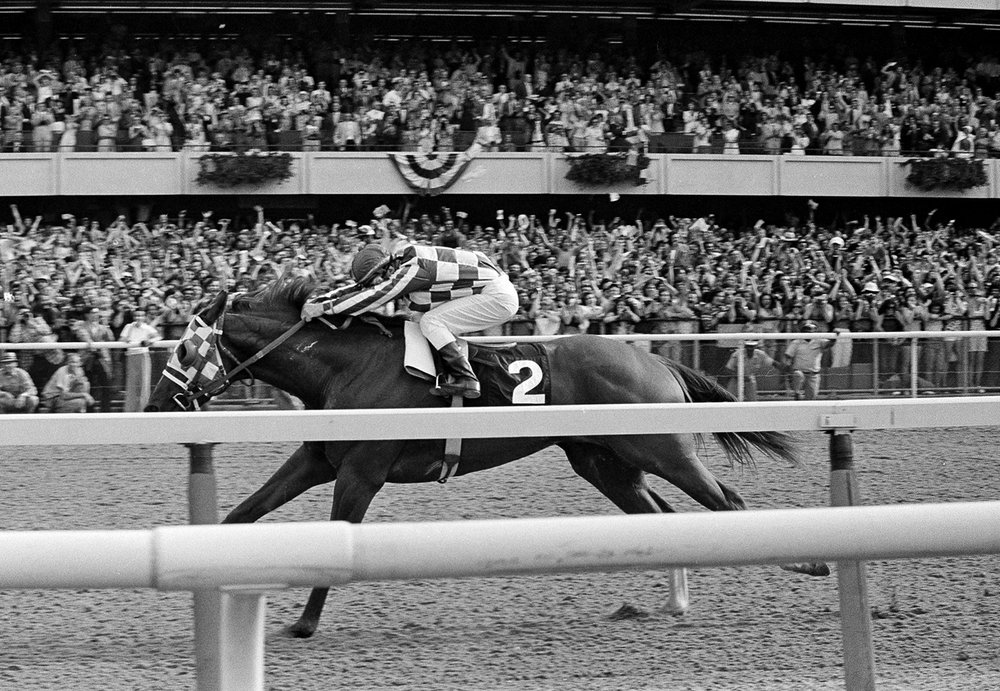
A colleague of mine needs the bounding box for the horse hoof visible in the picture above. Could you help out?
[283,620,318,638]
[780,562,831,577]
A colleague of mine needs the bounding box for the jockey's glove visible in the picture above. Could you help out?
[301,302,326,322]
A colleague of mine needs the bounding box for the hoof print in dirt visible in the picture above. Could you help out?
[606,603,650,621]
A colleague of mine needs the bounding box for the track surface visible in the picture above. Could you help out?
[1,428,998,690]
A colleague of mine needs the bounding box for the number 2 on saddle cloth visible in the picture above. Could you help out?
[465,342,551,407]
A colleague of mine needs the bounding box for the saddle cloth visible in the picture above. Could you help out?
[403,322,551,406]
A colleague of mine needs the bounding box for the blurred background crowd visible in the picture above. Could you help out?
[3,196,1000,410]
[3,32,1000,156]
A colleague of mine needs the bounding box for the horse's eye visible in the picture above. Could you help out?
[178,341,198,368]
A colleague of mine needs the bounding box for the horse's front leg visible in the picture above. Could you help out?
[285,441,397,639]
[224,441,335,524]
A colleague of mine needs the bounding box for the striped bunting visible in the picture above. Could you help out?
[388,146,477,196]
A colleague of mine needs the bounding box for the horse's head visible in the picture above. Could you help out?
[145,290,230,412]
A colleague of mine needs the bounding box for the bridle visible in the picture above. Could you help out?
[167,296,306,411]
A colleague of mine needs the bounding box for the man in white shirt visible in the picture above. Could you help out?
[120,308,161,412]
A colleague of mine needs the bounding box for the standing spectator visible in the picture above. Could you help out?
[531,294,562,336]
[966,282,990,392]
[74,306,115,412]
[724,339,781,401]
[31,102,55,152]
[0,352,39,413]
[852,281,882,371]
[41,353,93,413]
[923,301,949,390]
[96,115,117,152]
[784,320,836,400]
[119,307,161,412]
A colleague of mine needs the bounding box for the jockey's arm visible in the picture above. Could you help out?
[304,262,424,319]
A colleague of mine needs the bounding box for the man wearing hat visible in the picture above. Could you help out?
[784,321,836,400]
[0,352,39,413]
[724,339,781,401]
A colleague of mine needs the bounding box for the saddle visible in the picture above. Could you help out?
[402,322,551,481]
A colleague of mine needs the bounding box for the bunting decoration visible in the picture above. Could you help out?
[388,144,479,196]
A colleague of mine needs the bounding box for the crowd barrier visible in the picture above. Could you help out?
[2,329,1000,413]
[2,399,1000,690]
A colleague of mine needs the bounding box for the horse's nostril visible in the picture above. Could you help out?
[143,405,159,413]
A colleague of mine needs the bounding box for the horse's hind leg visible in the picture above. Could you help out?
[223,441,336,524]
[608,435,829,577]
[561,441,690,613]
[561,441,678,514]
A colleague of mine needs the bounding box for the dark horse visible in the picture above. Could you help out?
[146,277,828,637]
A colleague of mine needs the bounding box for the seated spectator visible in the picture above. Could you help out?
[0,352,39,413]
[42,353,93,413]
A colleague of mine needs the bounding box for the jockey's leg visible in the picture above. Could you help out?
[434,340,481,399]
[420,277,518,399]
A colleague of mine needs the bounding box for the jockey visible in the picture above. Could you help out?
[301,241,519,399]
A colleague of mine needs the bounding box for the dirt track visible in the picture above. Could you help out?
[1,427,998,690]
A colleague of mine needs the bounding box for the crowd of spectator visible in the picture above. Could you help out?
[5,34,1000,156]
[3,197,1000,411]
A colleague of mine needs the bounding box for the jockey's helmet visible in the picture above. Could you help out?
[351,243,390,284]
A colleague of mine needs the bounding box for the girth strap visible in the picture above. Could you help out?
[439,394,463,483]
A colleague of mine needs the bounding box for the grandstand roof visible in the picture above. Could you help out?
[5,0,1000,39]
[1,0,997,23]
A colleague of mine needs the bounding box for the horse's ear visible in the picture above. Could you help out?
[199,290,228,324]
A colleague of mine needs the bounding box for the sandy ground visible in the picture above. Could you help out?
[0,427,998,690]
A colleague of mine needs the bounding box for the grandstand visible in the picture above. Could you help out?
[3,0,1000,410]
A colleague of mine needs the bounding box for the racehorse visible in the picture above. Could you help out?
[145,276,829,638]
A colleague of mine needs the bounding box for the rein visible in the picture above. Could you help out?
[210,319,307,396]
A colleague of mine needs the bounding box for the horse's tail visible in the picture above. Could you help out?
[659,357,800,468]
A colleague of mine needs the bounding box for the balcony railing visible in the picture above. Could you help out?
[1,150,996,198]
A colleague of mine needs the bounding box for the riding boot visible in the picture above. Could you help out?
[431,341,481,399]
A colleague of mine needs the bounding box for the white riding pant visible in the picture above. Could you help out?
[418,276,519,350]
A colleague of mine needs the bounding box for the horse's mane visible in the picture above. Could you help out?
[230,276,318,315]
[229,276,410,334]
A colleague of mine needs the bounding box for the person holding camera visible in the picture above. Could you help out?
[851,282,883,366]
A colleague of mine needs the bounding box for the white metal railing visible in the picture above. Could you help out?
[3,398,1000,690]
[4,329,1000,406]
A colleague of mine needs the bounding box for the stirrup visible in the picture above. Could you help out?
[431,373,481,399]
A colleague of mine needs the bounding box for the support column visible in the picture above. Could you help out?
[828,430,876,691]
[219,589,267,691]
[187,443,222,691]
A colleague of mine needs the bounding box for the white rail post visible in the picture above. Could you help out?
[186,443,222,691]
[664,567,689,614]
[736,341,746,401]
[218,588,267,691]
[123,346,152,412]
[828,429,876,691]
